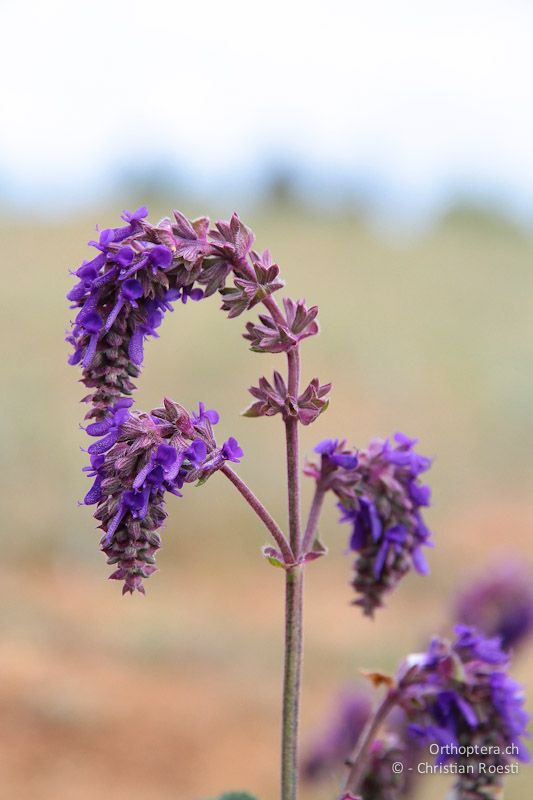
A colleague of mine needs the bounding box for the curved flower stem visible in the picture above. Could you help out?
[340,690,398,798]
[220,464,294,564]
[281,345,304,800]
[301,484,326,556]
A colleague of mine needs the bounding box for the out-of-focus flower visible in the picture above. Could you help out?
[454,563,533,651]
[302,688,372,781]
[358,734,409,800]
[84,397,243,594]
[397,625,529,799]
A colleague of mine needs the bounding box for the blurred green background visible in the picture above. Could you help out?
[1,198,532,798]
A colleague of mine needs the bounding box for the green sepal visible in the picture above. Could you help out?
[318,398,330,416]
[266,555,285,569]
[241,405,261,418]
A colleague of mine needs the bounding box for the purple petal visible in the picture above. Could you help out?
[122,278,143,301]
[84,477,102,505]
[85,419,112,437]
[373,539,389,578]
[128,328,145,365]
[412,546,430,575]
[87,428,119,455]
[82,331,99,368]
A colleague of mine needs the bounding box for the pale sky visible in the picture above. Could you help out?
[2,0,533,222]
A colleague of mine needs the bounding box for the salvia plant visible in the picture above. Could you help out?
[67,207,529,800]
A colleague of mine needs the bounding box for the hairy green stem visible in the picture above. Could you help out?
[281,565,304,800]
[281,345,303,800]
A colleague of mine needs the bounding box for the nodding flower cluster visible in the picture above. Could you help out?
[306,433,433,615]
[83,397,242,594]
[397,625,530,799]
[66,206,319,422]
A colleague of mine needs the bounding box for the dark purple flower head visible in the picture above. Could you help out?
[304,432,433,615]
[83,397,243,594]
[306,433,432,616]
[396,626,529,798]
[66,207,217,420]
[455,563,533,651]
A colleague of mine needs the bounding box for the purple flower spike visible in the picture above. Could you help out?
[66,207,218,418]
[306,433,433,615]
[79,397,242,593]
[343,435,433,615]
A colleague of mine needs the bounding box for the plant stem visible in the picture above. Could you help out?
[221,464,294,564]
[281,345,303,800]
[285,347,301,554]
[341,690,398,797]
[301,484,326,555]
[281,565,304,800]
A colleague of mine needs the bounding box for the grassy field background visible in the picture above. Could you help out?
[1,200,532,799]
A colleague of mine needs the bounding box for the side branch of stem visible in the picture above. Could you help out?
[301,485,326,555]
[220,464,294,564]
[341,690,398,797]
